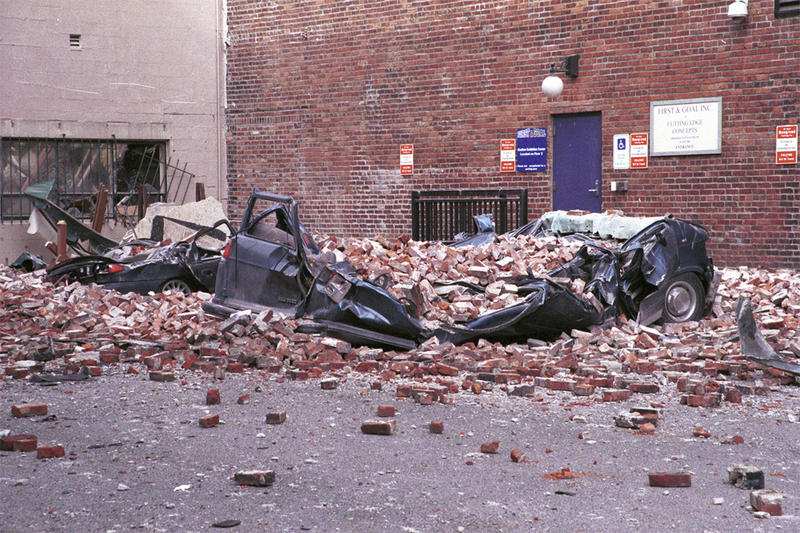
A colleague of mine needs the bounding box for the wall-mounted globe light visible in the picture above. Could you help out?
[542,54,580,98]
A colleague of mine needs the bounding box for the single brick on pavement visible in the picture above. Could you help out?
[750,489,783,516]
[11,403,48,417]
[266,412,286,424]
[199,414,220,428]
[649,471,691,487]
[234,470,276,487]
[1,434,38,452]
[361,419,396,435]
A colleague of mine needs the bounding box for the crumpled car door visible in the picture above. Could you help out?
[227,231,304,314]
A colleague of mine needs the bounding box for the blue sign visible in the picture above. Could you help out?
[516,127,547,172]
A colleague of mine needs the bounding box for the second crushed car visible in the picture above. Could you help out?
[46,219,233,296]
[203,191,426,350]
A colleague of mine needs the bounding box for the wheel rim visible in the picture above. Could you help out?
[162,279,191,295]
[665,280,697,321]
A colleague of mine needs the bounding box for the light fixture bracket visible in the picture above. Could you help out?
[549,54,580,78]
[727,0,748,19]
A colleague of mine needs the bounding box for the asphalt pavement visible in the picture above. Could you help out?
[1,365,799,532]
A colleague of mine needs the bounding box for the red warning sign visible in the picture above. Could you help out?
[500,139,516,172]
[400,144,414,175]
[776,125,797,165]
[630,133,648,169]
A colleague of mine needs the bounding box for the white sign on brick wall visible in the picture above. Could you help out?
[650,97,722,156]
[613,134,630,170]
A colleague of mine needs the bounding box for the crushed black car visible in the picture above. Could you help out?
[435,216,716,345]
[46,219,233,296]
[203,191,426,350]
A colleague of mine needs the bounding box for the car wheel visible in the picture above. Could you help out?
[160,279,192,296]
[662,273,704,322]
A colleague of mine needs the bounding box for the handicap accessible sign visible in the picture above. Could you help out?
[516,128,547,172]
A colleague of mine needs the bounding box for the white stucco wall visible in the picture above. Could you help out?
[0,0,226,264]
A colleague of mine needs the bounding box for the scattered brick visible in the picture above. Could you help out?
[572,384,595,397]
[684,393,721,408]
[265,412,287,425]
[638,422,656,434]
[320,377,338,390]
[286,369,309,380]
[480,441,500,454]
[234,470,276,487]
[435,362,459,376]
[544,467,582,480]
[494,372,522,385]
[429,420,444,434]
[37,445,65,459]
[728,435,745,445]
[206,389,220,405]
[725,388,743,404]
[0,434,38,452]
[728,465,765,490]
[11,403,48,418]
[237,394,251,405]
[99,353,119,364]
[507,384,537,397]
[510,449,526,463]
[355,361,380,372]
[361,419,396,435]
[602,389,632,402]
[227,362,244,373]
[629,382,659,394]
[693,427,711,438]
[614,413,640,429]
[143,355,162,370]
[199,414,220,428]
[648,472,691,487]
[376,404,395,417]
[149,370,175,382]
[750,489,783,516]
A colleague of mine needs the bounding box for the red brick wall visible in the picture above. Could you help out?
[225,1,800,268]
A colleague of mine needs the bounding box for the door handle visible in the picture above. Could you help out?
[587,180,600,197]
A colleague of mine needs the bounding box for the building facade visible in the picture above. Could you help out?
[0,1,227,264]
[225,0,800,268]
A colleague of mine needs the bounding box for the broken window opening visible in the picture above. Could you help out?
[0,138,195,226]
[246,208,296,249]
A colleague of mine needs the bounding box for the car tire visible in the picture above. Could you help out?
[160,279,192,296]
[662,273,704,322]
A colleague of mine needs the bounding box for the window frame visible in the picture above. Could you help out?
[0,137,167,223]
[776,0,800,18]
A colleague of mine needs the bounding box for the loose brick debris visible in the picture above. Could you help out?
[2,233,800,405]
[2,234,800,510]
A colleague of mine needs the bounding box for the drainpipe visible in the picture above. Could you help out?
[215,0,228,210]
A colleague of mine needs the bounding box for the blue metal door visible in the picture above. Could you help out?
[553,113,602,212]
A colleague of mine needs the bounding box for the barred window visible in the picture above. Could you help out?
[0,138,167,223]
[776,0,800,18]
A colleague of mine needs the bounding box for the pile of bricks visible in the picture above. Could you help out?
[2,232,800,411]
[322,233,585,325]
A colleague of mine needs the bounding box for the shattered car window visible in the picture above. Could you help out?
[247,208,296,248]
